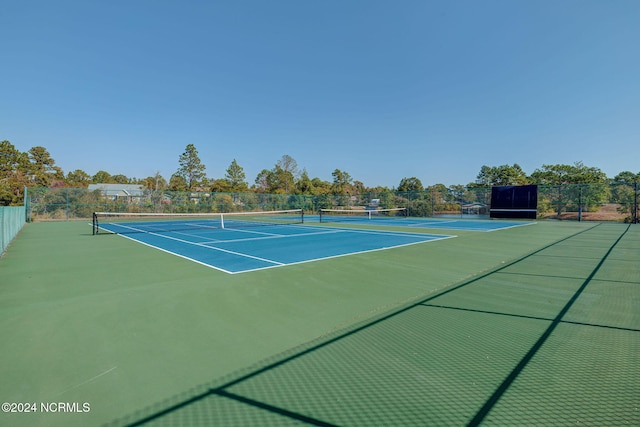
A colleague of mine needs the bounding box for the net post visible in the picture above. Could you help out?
[220,213,225,229]
[92,212,98,235]
[301,210,304,224]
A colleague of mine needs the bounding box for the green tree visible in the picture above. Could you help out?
[531,162,609,216]
[331,169,352,194]
[613,171,639,184]
[269,165,294,194]
[28,146,63,187]
[476,164,528,186]
[142,172,167,191]
[0,140,31,205]
[276,155,298,193]
[352,180,365,195]
[267,155,298,193]
[111,174,129,184]
[427,183,451,202]
[168,173,188,192]
[378,190,395,209]
[310,177,331,195]
[425,183,456,214]
[530,162,607,185]
[254,169,271,193]
[612,171,639,221]
[66,169,91,187]
[449,184,468,203]
[331,168,354,208]
[253,157,296,194]
[177,144,206,191]
[295,169,314,194]
[224,159,248,192]
[0,140,23,176]
[210,178,232,193]
[398,177,424,192]
[92,170,112,183]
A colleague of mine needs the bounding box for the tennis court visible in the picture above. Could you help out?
[93,210,453,274]
[1,218,638,426]
[317,210,535,231]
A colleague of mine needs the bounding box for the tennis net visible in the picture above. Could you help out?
[92,209,304,235]
[319,208,407,223]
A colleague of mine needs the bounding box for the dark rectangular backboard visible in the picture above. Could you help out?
[490,185,538,219]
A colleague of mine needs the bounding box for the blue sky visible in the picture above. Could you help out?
[2,0,639,187]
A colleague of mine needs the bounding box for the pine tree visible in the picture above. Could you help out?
[177,144,206,191]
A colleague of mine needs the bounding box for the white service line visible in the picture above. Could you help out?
[300,224,451,239]
[107,223,285,266]
[203,229,346,244]
[233,234,457,274]
[102,222,458,275]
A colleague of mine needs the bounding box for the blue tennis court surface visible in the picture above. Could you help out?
[406,218,535,231]
[313,215,535,231]
[97,222,454,274]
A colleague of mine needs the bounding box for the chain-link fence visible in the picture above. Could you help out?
[26,182,639,223]
[0,205,26,255]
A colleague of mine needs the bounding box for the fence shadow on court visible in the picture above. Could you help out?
[107,224,639,426]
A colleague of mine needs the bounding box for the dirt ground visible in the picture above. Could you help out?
[542,203,629,221]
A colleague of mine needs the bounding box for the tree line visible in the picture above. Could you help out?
[1,140,638,207]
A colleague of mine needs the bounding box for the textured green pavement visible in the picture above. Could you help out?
[1,220,638,426]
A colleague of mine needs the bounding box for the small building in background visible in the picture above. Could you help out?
[88,184,145,203]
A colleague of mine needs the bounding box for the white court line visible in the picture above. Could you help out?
[111,232,236,274]
[299,223,451,239]
[104,223,285,267]
[484,222,537,232]
[200,229,346,244]
[406,220,536,232]
[165,229,224,242]
[220,227,285,237]
[146,224,346,245]
[193,225,445,245]
[158,224,281,243]
[53,366,117,397]
[100,222,457,274]
[135,222,302,241]
[406,220,459,228]
[234,234,457,274]
[146,222,220,232]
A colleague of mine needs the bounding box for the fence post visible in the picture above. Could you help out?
[635,181,638,224]
[578,185,583,222]
[431,190,435,217]
[24,186,29,222]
